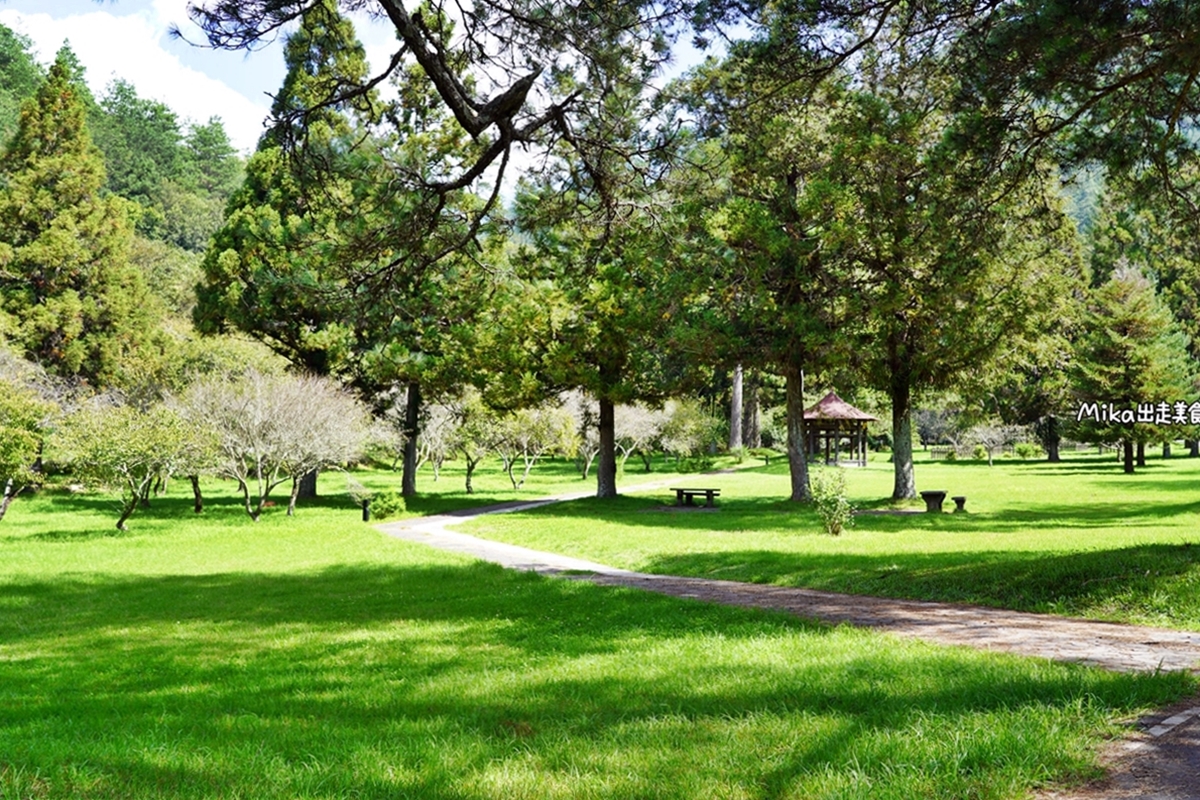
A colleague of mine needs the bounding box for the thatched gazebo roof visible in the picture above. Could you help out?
[803,392,877,422]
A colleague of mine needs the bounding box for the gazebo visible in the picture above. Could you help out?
[804,391,877,466]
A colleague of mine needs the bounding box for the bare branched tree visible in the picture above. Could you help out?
[181,371,368,518]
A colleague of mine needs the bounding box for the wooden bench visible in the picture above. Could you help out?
[671,488,720,508]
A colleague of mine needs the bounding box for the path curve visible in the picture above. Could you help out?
[377,494,1200,799]
[376,498,1200,674]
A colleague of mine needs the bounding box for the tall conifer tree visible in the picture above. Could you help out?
[0,50,154,387]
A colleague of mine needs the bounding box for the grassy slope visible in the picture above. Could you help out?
[0,465,1192,799]
[462,452,1200,629]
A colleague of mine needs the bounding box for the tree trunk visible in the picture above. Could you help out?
[1041,415,1061,462]
[729,364,743,450]
[464,456,478,494]
[1123,439,1135,473]
[116,497,137,532]
[189,474,203,514]
[287,475,301,516]
[1190,439,1199,457]
[784,364,810,502]
[1163,441,1172,459]
[297,469,318,500]
[743,371,760,448]
[0,478,16,522]
[401,380,421,498]
[1136,441,1146,467]
[596,396,618,498]
[891,380,917,500]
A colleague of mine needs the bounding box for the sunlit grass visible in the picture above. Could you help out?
[463,450,1200,628]
[0,462,1193,798]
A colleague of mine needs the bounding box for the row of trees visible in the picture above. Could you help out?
[381,390,725,493]
[1,352,732,530]
[2,366,365,529]
[7,1,1200,507]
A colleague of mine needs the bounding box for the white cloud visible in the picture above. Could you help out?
[0,6,270,153]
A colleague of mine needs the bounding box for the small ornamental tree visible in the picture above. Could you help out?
[54,402,214,531]
[661,399,723,469]
[615,403,668,474]
[0,379,52,522]
[494,403,578,490]
[444,389,504,495]
[967,422,1026,466]
[181,371,368,519]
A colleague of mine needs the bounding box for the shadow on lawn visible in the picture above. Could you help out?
[507,491,1200,535]
[641,541,1200,621]
[0,559,1189,798]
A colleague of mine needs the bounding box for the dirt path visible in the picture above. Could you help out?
[375,496,1200,799]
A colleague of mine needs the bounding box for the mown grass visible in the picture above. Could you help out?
[1,463,1193,799]
[463,450,1200,629]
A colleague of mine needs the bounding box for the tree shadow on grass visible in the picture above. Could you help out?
[640,542,1200,624]
[0,559,1190,798]
[494,492,1200,537]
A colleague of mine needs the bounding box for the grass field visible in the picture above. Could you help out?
[0,455,1195,798]
[463,450,1200,629]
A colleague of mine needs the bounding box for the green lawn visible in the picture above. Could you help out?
[0,457,1194,798]
[462,450,1200,629]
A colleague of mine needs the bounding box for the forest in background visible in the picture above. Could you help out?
[5,0,1200,525]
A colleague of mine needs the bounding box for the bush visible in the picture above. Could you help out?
[1014,442,1043,459]
[369,490,406,520]
[809,468,854,536]
[944,450,958,462]
[973,444,987,461]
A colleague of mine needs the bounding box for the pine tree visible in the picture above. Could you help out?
[0,50,156,388]
[194,0,372,377]
[1072,265,1193,473]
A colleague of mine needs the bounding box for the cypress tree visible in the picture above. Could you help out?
[0,50,156,387]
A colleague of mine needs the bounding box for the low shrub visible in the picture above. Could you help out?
[1014,442,1043,459]
[973,444,987,461]
[809,468,854,536]
[369,490,406,520]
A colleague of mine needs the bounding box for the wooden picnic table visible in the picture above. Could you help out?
[671,487,721,508]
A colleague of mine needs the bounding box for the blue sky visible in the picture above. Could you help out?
[0,0,397,153]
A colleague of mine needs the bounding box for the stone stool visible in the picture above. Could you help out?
[952,496,967,513]
[920,490,947,513]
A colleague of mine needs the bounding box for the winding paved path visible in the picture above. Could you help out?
[379,494,1200,798]
[376,497,1200,674]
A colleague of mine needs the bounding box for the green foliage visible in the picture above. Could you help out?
[52,402,214,531]
[0,52,159,388]
[1072,266,1193,454]
[0,379,52,520]
[368,489,406,520]
[973,444,988,461]
[809,467,854,536]
[92,79,183,208]
[0,22,42,146]
[1014,442,1043,459]
[660,399,722,464]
